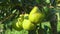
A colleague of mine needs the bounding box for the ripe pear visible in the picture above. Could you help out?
[29,6,45,24]
[22,19,35,30]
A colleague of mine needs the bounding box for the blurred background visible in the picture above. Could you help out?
[0,0,60,34]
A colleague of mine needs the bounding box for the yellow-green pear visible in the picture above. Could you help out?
[29,6,41,14]
[29,13,45,24]
[29,6,45,24]
[18,18,23,28]
[12,19,22,31]
[22,19,35,30]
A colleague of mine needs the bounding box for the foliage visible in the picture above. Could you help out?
[0,0,60,34]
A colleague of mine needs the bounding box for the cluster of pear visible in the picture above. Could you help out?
[12,6,45,31]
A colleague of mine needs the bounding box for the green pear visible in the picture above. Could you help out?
[29,6,41,14]
[12,19,22,31]
[18,18,23,29]
[29,6,45,24]
[22,19,35,30]
[29,13,45,24]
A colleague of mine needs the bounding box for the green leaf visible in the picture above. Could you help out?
[12,9,17,13]
[36,0,40,4]
[45,0,50,4]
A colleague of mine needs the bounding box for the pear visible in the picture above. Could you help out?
[22,19,35,30]
[29,6,45,24]
[29,6,41,14]
[12,19,22,31]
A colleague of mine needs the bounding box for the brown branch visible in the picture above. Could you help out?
[0,13,14,23]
